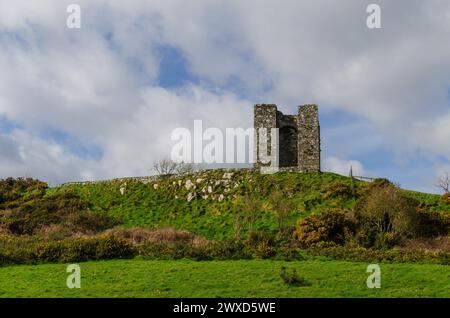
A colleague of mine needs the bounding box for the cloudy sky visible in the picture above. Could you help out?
[0,0,450,193]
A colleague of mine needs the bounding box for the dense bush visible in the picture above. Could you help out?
[399,236,450,252]
[136,231,303,261]
[441,193,450,205]
[35,224,73,240]
[0,178,120,235]
[355,184,421,248]
[0,189,84,234]
[138,239,253,261]
[0,178,47,206]
[64,210,121,234]
[358,178,395,194]
[306,242,450,265]
[416,210,450,237]
[323,182,353,200]
[0,234,135,264]
[273,246,305,261]
[0,225,302,264]
[105,227,200,244]
[295,183,449,251]
[137,241,212,260]
[245,230,276,259]
[211,240,254,260]
[293,209,357,247]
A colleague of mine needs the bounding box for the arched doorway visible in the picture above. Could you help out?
[279,125,298,167]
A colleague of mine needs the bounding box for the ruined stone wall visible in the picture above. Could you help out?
[253,103,320,172]
[253,104,278,168]
[298,104,321,172]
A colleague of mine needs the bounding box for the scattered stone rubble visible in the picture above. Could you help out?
[59,169,253,203]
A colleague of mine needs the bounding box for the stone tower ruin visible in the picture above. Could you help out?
[253,104,320,172]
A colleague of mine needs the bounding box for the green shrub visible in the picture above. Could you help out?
[441,193,450,205]
[416,210,450,237]
[105,227,200,244]
[295,184,447,250]
[64,211,121,234]
[233,194,262,239]
[245,230,277,259]
[0,181,120,236]
[306,242,450,265]
[355,184,421,248]
[293,208,356,247]
[274,246,305,261]
[35,224,73,241]
[253,241,276,259]
[1,190,88,235]
[0,178,47,206]
[0,234,135,264]
[269,190,295,234]
[279,266,310,286]
[323,182,353,200]
[209,240,253,260]
[358,178,394,195]
[246,230,274,247]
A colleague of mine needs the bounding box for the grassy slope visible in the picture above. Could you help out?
[49,170,450,239]
[49,170,448,240]
[0,259,449,297]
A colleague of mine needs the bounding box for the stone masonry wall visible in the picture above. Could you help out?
[298,104,321,172]
[254,103,320,172]
[254,104,278,168]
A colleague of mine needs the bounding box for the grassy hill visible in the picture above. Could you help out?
[49,169,449,240]
[1,170,449,298]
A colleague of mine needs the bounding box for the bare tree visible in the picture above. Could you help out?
[152,158,178,176]
[437,172,450,193]
[152,158,202,177]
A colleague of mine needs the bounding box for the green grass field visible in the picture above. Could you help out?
[0,259,449,298]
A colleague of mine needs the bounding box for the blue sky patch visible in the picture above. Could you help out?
[156,45,198,88]
[40,129,103,161]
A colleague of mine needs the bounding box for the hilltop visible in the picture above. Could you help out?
[0,169,449,266]
[50,169,449,240]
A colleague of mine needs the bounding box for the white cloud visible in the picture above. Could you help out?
[0,0,450,189]
[323,156,365,177]
[0,1,251,183]
[0,129,96,184]
[150,0,450,157]
[91,85,251,180]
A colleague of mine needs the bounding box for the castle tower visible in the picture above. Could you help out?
[298,104,320,172]
[253,103,320,172]
[253,104,278,169]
